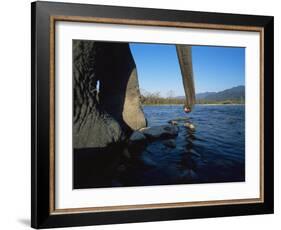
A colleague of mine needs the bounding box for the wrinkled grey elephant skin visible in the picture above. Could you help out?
[97,43,147,132]
[73,41,146,149]
[176,45,196,109]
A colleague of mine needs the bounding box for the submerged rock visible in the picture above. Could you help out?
[168,120,178,126]
[128,131,148,154]
[129,131,147,143]
[163,139,176,148]
[184,122,195,131]
[140,125,179,140]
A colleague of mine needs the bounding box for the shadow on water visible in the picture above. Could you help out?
[73,143,125,189]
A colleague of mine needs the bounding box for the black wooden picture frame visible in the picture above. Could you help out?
[31,1,274,228]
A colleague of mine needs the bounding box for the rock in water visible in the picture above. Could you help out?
[129,131,147,143]
[140,125,178,140]
[128,131,147,155]
[168,120,178,125]
[184,122,196,131]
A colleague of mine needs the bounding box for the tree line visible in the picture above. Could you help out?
[140,90,245,105]
[140,90,185,105]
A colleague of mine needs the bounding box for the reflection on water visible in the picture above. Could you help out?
[74,105,245,189]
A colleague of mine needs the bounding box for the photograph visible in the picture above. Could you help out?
[30,1,273,227]
[73,40,246,189]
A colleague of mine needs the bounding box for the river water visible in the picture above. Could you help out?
[74,104,245,188]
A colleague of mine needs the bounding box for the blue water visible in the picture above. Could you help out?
[144,104,245,163]
[74,104,245,188]
[115,104,245,186]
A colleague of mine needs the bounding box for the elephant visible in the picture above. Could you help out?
[73,40,195,149]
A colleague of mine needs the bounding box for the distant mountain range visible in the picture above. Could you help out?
[196,85,245,101]
[177,85,245,103]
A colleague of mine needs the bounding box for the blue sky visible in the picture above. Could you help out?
[130,43,245,96]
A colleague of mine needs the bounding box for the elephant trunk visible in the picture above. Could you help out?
[176,45,196,110]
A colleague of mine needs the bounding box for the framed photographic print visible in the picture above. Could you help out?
[31,1,274,228]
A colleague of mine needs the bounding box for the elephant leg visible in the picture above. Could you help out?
[97,42,147,132]
[176,45,196,110]
[73,40,147,150]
